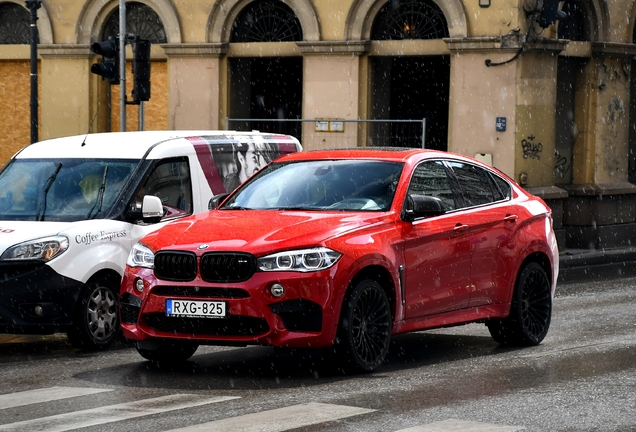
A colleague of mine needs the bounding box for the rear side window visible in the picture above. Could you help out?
[490,173,512,201]
[408,161,456,210]
[446,161,499,208]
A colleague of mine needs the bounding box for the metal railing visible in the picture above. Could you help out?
[226,118,427,148]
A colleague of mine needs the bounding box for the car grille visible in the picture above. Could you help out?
[153,251,256,283]
[154,251,197,281]
[0,262,44,282]
[200,253,256,282]
[144,313,269,336]
[151,286,250,299]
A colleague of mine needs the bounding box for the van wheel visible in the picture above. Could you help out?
[67,277,119,350]
[487,262,552,346]
[336,279,392,373]
[136,341,199,365]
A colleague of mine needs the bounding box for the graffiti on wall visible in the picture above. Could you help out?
[554,149,571,178]
[521,135,543,160]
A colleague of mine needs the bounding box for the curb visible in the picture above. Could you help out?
[558,247,636,284]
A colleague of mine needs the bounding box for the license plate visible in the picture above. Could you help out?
[165,299,227,318]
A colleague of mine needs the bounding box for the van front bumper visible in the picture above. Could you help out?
[0,261,83,335]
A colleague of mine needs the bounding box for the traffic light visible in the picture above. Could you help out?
[132,38,151,102]
[90,36,120,84]
[537,0,567,28]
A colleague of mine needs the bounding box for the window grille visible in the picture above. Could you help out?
[0,3,30,44]
[103,2,166,43]
[230,0,302,42]
[371,0,449,40]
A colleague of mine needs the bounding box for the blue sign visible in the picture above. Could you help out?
[496,117,506,132]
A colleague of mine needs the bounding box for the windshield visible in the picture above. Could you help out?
[0,158,139,221]
[222,160,404,211]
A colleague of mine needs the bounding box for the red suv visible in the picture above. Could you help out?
[120,148,558,372]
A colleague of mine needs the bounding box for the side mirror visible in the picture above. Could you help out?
[208,193,229,210]
[141,195,163,224]
[403,194,447,221]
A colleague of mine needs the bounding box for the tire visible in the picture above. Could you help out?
[487,262,552,346]
[136,341,199,365]
[336,279,392,373]
[67,277,120,350]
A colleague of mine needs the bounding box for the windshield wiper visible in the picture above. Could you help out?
[222,205,252,210]
[35,162,63,221]
[86,165,109,219]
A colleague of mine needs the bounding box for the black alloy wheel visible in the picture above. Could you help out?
[337,279,392,372]
[487,262,552,345]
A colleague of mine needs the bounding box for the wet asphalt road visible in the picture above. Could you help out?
[0,277,635,432]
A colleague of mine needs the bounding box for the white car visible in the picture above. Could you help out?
[0,130,300,349]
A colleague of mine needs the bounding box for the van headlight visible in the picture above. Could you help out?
[257,247,341,272]
[127,243,155,268]
[1,236,69,262]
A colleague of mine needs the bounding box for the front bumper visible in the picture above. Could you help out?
[120,264,347,348]
[0,261,83,334]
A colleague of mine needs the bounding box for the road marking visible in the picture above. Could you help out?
[0,394,239,432]
[166,402,375,432]
[0,387,112,410]
[395,419,523,431]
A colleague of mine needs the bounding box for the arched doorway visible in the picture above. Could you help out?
[369,0,450,150]
[227,0,303,138]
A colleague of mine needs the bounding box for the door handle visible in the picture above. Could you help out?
[453,223,469,233]
[504,214,518,223]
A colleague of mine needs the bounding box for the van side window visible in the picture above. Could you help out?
[138,158,192,220]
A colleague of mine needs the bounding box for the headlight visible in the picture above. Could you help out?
[1,236,69,262]
[127,243,155,268]
[257,247,341,272]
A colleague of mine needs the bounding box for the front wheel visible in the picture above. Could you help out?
[67,277,120,350]
[136,341,199,365]
[336,279,392,373]
[487,262,552,346]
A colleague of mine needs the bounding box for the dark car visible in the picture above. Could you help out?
[121,148,558,372]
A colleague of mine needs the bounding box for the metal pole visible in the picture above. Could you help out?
[138,101,144,131]
[119,0,126,131]
[25,0,41,143]
[421,118,426,149]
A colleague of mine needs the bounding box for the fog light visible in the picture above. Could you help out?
[135,278,144,293]
[34,305,43,316]
[270,283,285,297]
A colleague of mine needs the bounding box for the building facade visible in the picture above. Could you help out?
[1,0,636,250]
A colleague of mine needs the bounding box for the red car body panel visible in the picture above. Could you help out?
[121,149,558,349]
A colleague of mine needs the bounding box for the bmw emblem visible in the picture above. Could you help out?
[197,244,209,250]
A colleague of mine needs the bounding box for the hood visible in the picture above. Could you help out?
[141,210,390,256]
[0,221,72,254]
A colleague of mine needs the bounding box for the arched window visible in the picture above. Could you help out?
[230,0,302,42]
[557,0,589,41]
[103,2,166,43]
[371,0,449,40]
[0,3,30,44]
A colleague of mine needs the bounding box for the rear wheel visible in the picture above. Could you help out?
[67,277,119,350]
[336,279,392,372]
[136,341,199,365]
[487,262,552,345]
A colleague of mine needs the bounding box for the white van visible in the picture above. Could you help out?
[0,130,301,348]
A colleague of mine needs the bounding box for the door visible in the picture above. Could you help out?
[400,160,472,318]
[445,161,518,307]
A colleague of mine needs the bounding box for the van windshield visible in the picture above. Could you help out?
[0,158,140,221]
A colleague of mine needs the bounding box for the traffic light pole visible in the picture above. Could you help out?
[25,0,41,143]
[119,0,126,131]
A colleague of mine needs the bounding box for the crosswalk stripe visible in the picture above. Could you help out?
[395,419,523,432]
[166,402,375,432]
[0,387,112,410]
[0,394,239,432]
